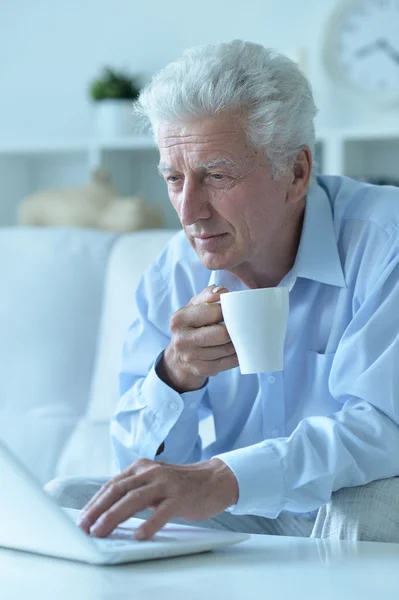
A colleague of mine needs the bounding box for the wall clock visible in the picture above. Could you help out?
[323,0,399,104]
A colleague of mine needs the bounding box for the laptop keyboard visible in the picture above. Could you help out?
[105,528,140,541]
[91,527,177,550]
[94,538,139,550]
[92,528,142,549]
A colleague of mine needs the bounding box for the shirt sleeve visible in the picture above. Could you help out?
[111,262,208,472]
[215,242,399,518]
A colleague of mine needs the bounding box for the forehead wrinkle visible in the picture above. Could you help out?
[158,157,238,174]
[196,157,237,170]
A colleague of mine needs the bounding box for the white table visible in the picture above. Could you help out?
[1,533,398,600]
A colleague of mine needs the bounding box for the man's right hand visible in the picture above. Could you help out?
[156,286,239,393]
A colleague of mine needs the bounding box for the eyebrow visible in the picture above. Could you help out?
[157,157,237,174]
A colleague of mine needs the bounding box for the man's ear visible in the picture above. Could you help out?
[286,146,312,204]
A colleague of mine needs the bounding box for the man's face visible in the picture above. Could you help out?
[158,114,294,276]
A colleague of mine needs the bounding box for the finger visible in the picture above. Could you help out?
[90,484,162,538]
[135,500,176,541]
[191,323,231,347]
[80,459,152,517]
[188,286,228,307]
[188,341,236,361]
[172,302,223,330]
[198,353,239,376]
[78,475,137,533]
[79,471,132,519]
[79,479,119,519]
[79,465,159,532]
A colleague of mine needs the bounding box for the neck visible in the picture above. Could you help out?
[231,198,306,289]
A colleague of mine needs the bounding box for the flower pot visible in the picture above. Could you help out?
[93,99,135,138]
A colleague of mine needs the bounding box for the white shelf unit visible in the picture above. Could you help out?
[1,128,399,228]
[316,126,399,182]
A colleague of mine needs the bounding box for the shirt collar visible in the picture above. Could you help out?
[209,179,346,291]
[290,179,346,289]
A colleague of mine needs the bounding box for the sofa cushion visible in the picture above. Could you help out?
[0,227,118,484]
[56,229,178,478]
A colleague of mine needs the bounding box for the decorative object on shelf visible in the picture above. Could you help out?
[89,67,141,138]
[323,0,399,105]
[17,169,163,232]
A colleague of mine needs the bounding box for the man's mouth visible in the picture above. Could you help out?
[193,233,226,239]
[192,233,229,248]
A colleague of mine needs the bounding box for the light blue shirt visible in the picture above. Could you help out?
[111,175,399,519]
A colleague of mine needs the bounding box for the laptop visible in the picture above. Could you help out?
[0,439,249,565]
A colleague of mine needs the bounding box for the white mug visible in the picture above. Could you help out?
[220,287,289,375]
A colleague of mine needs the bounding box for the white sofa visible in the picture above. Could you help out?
[0,226,184,485]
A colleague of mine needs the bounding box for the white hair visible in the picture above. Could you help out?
[134,40,318,184]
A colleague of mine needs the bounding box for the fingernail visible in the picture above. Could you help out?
[135,528,146,541]
[90,518,105,535]
[90,525,102,536]
[212,286,224,294]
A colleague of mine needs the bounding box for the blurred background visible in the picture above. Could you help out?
[1,0,399,230]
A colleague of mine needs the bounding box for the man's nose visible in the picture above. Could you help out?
[178,180,212,226]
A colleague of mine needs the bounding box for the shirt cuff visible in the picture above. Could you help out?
[213,441,285,518]
[146,351,208,414]
[136,353,208,456]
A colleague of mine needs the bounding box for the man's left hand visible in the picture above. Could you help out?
[78,458,239,540]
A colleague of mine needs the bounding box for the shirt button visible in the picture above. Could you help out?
[189,401,197,409]
[271,429,280,438]
[169,402,179,411]
[268,375,276,384]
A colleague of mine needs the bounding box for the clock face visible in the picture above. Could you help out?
[324,0,399,102]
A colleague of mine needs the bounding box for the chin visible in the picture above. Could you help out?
[195,249,237,272]
[187,232,239,271]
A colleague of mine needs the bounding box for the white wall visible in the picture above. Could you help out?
[0,0,378,142]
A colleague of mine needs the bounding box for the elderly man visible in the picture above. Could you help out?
[47,40,399,543]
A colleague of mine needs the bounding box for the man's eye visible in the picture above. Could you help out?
[211,174,224,180]
[167,175,180,183]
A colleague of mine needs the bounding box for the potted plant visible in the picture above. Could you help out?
[89,67,141,138]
